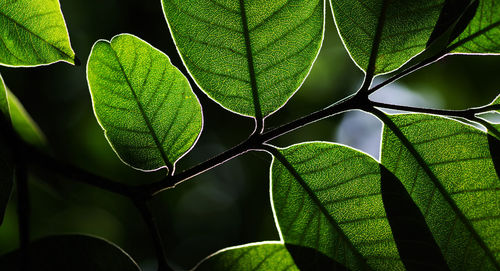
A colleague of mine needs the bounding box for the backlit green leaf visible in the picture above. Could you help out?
[0,0,76,66]
[330,0,444,75]
[0,74,13,225]
[162,0,324,118]
[0,234,141,271]
[381,114,500,270]
[87,34,203,173]
[448,0,500,54]
[269,142,404,271]
[194,242,299,271]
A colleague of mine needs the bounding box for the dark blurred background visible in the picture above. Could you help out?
[0,0,498,270]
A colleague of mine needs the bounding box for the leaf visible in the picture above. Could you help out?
[269,142,404,271]
[161,0,324,118]
[87,34,203,173]
[194,242,299,271]
[0,0,76,66]
[448,0,500,54]
[0,74,13,226]
[381,114,500,270]
[380,165,449,271]
[0,234,141,271]
[330,0,445,76]
[6,89,46,148]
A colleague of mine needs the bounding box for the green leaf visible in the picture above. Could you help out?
[0,0,76,66]
[381,114,500,270]
[0,234,141,271]
[381,165,449,270]
[0,74,13,225]
[161,0,324,118]
[194,242,299,271]
[448,0,500,54]
[6,89,46,148]
[87,34,203,173]
[269,142,404,271]
[330,0,444,75]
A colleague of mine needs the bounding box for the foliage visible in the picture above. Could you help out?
[0,0,499,270]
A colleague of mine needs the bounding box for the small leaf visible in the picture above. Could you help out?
[0,234,141,271]
[0,74,13,225]
[448,0,500,54]
[380,165,449,271]
[0,0,76,66]
[87,34,203,173]
[270,142,404,270]
[6,89,46,148]
[162,0,324,118]
[381,114,500,270]
[330,0,444,75]
[194,242,299,271]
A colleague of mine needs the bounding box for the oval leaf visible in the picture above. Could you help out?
[330,0,444,75]
[162,0,324,118]
[87,34,203,173]
[194,242,298,271]
[0,0,76,66]
[269,142,404,271]
[381,114,500,270]
[0,234,141,271]
[448,0,500,54]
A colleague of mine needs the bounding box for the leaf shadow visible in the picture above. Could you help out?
[285,244,350,271]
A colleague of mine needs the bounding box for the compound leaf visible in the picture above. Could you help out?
[0,0,76,66]
[330,0,444,75]
[87,34,203,173]
[269,142,404,271]
[162,0,324,118]
[0,234,141,271]
[448,0,500,54]
[381,114,500,270]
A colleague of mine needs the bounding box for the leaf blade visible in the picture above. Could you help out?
[381,114,500,270]
[87,34,203,173]
[0,0,76,66]
[161,0,324,117]
[270,142,404,271]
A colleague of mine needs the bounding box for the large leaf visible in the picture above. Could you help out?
[330,0,445,75]
[448,0,500,54]
[194,242,298,271]
[0,234,141,271]
[0,0,76,66]
[269,142,404,271]
[0,74,13,225]
[381,114,500,270]
[162,0,324,118]
[87,34,203,173]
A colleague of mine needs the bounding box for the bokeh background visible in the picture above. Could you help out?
[0,0,499,270]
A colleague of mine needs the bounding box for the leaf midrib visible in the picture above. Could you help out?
[376,111,500,270]
[447,20,500,52]
[238,0,263,121]
[108,43,173,171]
[0,9,73,61]
[365,0,390,77]
[269,146,371,270]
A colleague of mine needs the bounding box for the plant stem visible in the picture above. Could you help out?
[143,92,362,196]
[134,200,171,271]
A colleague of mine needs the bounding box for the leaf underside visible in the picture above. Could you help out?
[330,0,445,75]
[381,114,500,270]
[270,142,404,271]
[162,0,324,117]
[87,34,202,172]
[0,0,76,66]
